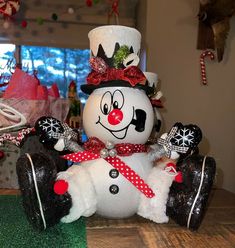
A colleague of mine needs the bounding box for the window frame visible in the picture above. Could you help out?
[0,44,90,100]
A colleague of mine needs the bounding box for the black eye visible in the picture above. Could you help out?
[100,91,112,115]
[112,90,124,110]
[103,103,109,114]
[113,101,119,109]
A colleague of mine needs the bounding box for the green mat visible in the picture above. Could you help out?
[0,195,87,248]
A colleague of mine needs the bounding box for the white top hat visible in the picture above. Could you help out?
[143,72,158,88]
[88,25,141,57]
[81,25,154,95]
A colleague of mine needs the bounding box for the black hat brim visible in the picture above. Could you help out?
[81,80,154,95]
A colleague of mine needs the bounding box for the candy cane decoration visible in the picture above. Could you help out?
[0,0,20,17]
[200,50,215,85]
[0,127,34,146]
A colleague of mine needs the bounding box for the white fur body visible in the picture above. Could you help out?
[138,161,176,223]
[58,153,175,224]
[58,152,153,223]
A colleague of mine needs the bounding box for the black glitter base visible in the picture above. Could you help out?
[167,154,216,230]
[16,153,72,231]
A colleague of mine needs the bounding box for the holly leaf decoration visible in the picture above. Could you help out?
[113,45,130,68]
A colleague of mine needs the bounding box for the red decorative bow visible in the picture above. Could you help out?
[87,58,146,87]
[83,137,147,156]
[83,137,106,154]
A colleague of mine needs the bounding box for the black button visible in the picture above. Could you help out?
[109,169,119,178]
[109,184,119,194]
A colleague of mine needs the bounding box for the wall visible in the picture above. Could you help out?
[138,0,235,193]
[0,0,138,48]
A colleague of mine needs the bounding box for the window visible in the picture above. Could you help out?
[0,44,16,91]
[0,44,90,100]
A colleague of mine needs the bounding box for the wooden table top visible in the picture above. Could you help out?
[86,189,235,248]
[1,188,235,248]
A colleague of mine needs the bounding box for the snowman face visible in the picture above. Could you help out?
[83,87,154,144]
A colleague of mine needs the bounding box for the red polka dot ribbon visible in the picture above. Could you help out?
[62,138,155,198]
[106,156,155,198]
[63,151,99,163]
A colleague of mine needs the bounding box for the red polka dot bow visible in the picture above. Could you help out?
[62,137,155,198]
[83,137,147,156]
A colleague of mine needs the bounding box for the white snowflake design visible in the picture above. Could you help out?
[39,118,61,137]
[173,128,195,147]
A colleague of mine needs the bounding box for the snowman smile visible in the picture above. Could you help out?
[96,107,146,140]
[110,126,130,139]
[96,117,130,139]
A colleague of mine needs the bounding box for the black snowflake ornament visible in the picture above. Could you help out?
[35,116,64,148]
[170,123,202,152]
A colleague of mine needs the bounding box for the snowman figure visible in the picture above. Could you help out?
[143,72,163,141]
[16,25,216,231]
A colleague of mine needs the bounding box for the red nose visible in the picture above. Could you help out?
[108,109,123,125]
